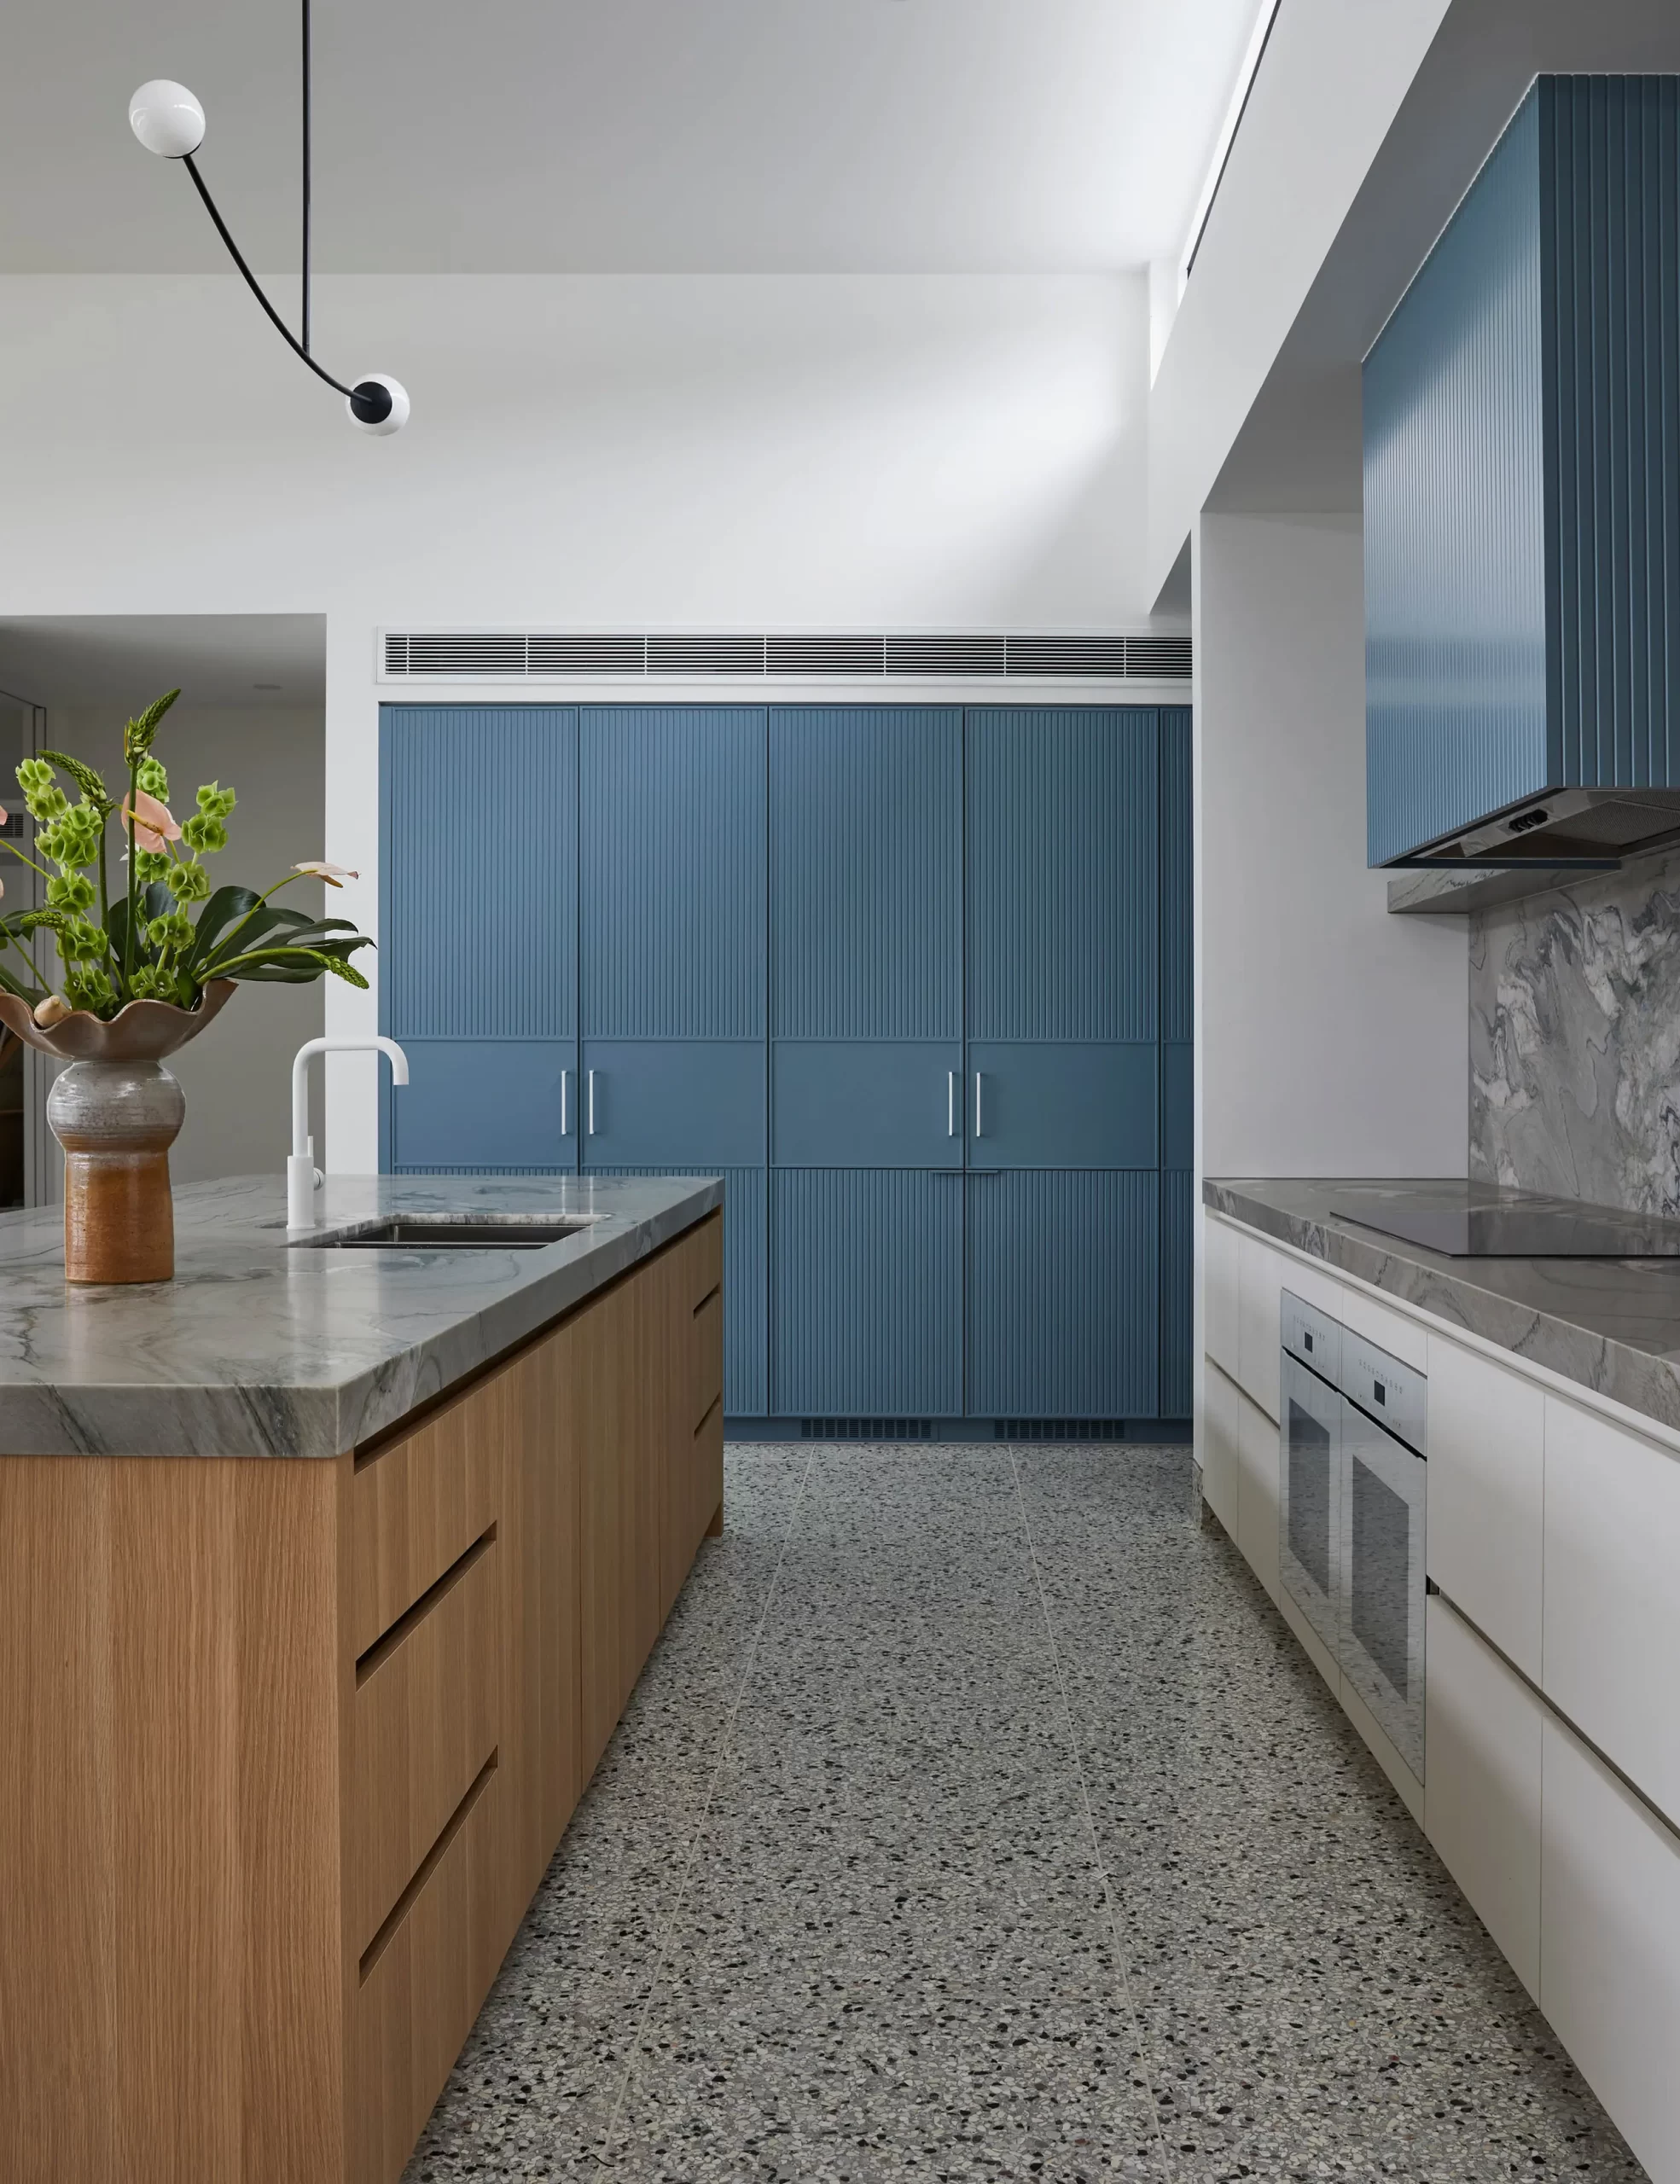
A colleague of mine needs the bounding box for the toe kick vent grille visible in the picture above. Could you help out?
[801,1418,935,1442]
[992,1419,1132,1442]
[379,629,1190,686]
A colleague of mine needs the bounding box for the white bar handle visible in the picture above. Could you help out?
[947,1071,956,1137]
[588,1068,597,1136]
[561,1067,571,1137]
[974,1071,983,1138]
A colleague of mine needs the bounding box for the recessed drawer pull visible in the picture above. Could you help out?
[695,1393,722,1440]
[355,1523,497,1686]
[693,1282,721,1319]
[358,1751,498,1985]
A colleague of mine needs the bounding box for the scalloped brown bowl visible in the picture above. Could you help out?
[0,978,236,1062]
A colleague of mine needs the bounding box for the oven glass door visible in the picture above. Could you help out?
[1338,1397,1426,1781]
[1278,1353,1340,1654]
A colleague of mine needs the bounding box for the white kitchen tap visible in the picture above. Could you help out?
[288,1037,410,1228]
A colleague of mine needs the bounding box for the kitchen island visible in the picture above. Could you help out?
[0,1173,725,2184]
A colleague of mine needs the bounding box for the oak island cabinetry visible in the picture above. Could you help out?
[0,1174,723,2184]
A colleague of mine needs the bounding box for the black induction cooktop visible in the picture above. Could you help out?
[1329,1192,1680,1259]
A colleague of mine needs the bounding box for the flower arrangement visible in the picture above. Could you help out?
[0,688,372,1024]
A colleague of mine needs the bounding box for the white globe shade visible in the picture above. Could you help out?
[346,375,410,436]
[129,80,206,159]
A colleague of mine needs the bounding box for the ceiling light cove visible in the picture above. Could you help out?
[127,5,409,436]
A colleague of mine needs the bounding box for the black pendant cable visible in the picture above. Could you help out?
[130,0,409,433]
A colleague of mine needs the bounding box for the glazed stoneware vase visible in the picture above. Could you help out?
[0,980,235,1283]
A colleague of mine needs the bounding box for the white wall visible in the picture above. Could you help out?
[0,270,1152,1166]
[1195,511,1466,1181]
[39,706,327,1187]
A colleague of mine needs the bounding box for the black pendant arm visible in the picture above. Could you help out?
[181,152,352,400]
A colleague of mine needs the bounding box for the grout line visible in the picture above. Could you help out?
[1003,1441,1183,2184]
[593,1439,819,2169]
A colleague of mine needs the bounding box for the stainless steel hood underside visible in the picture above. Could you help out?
[1405,784,1680,868]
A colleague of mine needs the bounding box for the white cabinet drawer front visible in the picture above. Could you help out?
[1205,1216,1241,1384]
[1236,1384,1281,1603]
[1426,1334,1543,1681]
[1423,1595,1541,2000]
[1541,1713,1680,2183]
[1237,1233,1285,1423]
[1203,1358,1241,1536]
[1337,1281,1427,1373]
[1544,1393,1680,1824]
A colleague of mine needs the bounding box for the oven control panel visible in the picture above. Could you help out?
[1340,1330,1427,1455]
[1280,1290,1341,1382]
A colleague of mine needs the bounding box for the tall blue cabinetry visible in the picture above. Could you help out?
[770,708,964,1417]
[382,707,578,1170]
[381,701,1192,1428]
[579,707,769,1414]
[965,710,1160,1420]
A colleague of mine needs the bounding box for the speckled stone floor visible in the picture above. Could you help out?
[404,1441,1647,2182]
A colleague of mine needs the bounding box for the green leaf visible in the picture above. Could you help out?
[37,751,112,812]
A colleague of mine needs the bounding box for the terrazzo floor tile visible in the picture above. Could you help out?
[408,1438,1647,2184]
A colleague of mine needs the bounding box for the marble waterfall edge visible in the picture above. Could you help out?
[0,1173,723,1460]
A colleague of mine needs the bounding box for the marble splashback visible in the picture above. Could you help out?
[1470,848,1680,1217]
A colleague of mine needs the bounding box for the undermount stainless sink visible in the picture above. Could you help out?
[294,1215,599,1251]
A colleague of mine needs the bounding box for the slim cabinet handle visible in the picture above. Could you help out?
[561,1068,572,1137]
[947,1071,957,1137]
[588,1068,597,1136]
[974,1071,983,1137]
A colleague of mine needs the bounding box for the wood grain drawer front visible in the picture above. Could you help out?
[687,1211,723,1310]
[351,1755,504,2184]
[350,1372,506,1659]
[694,1393,724,1545]
[691,1287,723,1426]
[352,1528,501,1956]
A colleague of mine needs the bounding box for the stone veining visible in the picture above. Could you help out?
[1471,849,1680,1217]
[1206,1176,1680,1436]
[0,1172,723,1461]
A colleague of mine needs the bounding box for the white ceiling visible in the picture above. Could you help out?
[0,616,326,708]
[2,0,1259,274]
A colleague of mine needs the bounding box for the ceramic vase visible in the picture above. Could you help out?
[0,980,235,1284]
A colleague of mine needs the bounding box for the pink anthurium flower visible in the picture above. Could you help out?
[122,789,183,854]
[294,861,359,888]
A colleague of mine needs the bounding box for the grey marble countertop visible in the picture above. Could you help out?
[1206,1176,1680,1436]
[0,1173,723,1460]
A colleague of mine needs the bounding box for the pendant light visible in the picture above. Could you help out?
[129,0,409,433]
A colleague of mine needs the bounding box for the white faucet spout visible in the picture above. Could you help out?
[288,1036,410,1228]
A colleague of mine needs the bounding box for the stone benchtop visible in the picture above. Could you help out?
[0,1173,723,1460]
[1206,1176,1680,1438]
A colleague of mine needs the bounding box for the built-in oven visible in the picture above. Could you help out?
[1277,1292,1427,1784]
[1337,1333,1427,1779]
[1279,1293,1342,1656]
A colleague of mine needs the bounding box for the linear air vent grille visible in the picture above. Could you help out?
[766,634,888,676]
[647,634,767,676]
[1007,634,1130,677]
[885,634,1009,677]
[405,633,529,676]
[1121,636,1193,679]
[379,630,1190,684]
[801,1418,936,1442]
[527,634,646,674]
[992,1419,1133,1442]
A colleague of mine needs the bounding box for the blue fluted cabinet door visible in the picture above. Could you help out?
[772,1170,962,1418]
[770,708,963,1414]
[1160,706,1193,1417]
[968,1171,1160,1420]
[381,706,578,1172]
[966,708,1159,1169]
[580,706,768,1413]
